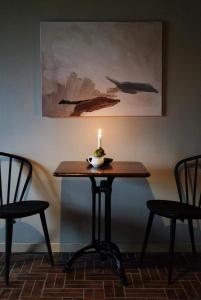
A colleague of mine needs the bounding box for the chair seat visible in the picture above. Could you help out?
[147,200,201,219]
[0,201,49,219]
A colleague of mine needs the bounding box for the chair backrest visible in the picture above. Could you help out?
[175,155,201,207]
[0,152,32,206]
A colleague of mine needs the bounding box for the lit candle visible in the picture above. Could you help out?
[97,128,102,148]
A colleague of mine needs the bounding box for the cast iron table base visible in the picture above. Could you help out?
[64,177,128,286]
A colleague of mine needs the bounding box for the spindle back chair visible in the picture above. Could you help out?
[0,152,54,285]
[140,155,201,284]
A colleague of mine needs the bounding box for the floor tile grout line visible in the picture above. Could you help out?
[53,273,58,289]
[180,280,191,299]
[39,271,47,298]
[17,279,26,300]
[189,279,200,298]
[139,266,145,288]
[30,279,36,297]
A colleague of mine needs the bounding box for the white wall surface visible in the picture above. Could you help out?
[0,0,201,251]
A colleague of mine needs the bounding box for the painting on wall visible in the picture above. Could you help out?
[41,22,162,117]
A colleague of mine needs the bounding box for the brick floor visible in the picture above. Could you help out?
[0,252,201,299]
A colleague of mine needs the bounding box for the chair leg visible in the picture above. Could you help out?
[40,211,54,266]
[5,219,13,285]
[188,219,196,256]
[168,218,176,284]
[140,211,154,267]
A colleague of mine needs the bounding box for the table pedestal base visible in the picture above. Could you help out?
[64,240,128,285]
[64,177,128,286]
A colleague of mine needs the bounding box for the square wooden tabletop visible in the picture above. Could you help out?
[53,161,150,178]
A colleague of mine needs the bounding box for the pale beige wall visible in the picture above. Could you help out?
[0,0,201,251]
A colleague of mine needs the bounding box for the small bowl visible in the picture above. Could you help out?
[103,158,113,166]
[86,157,113,167]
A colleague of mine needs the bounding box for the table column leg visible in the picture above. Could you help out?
[91,177,97,243]
[101,177,128,285]
[104,178,112,243]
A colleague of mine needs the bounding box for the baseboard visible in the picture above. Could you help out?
[0,242,200,253]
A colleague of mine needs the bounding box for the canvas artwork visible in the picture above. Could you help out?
[41,22,162,117]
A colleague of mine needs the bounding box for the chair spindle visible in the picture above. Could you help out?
[184,161,189,204]
[193,159,198,206]
[19,167,31,202]
[0,161,2,206]
[13,162,23,203]
[7,157,12,204]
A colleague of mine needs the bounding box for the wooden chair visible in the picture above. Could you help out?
[140,155,201,284]
[0,152,54,284]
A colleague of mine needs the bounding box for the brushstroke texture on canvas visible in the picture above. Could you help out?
[41,22,162,117]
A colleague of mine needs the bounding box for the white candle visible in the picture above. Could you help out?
[97,128,102,148]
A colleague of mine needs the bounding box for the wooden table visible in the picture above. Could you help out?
[54,161,150,285]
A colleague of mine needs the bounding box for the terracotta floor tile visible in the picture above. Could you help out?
[0,252,200,299]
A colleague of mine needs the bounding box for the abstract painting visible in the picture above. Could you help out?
[41,22,162,117]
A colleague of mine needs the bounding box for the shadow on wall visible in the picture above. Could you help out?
[60,174,201,251]
[31,159,59,214]
[0,220,45,244]
[59,176,163,250]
